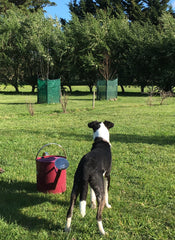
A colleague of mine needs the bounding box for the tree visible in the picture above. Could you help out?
[59,14,99,92]
[68,0,174,24]
[22,12,62,91]
[126,13,175,92]
[60,11,131,92]
[0,9,62,92]
[0,10,27,92]
[122,0,144,21]
[69,0,123,19]
[26,0,56,12]
[69,0,96,19]
[154,13,175,91]
[142,0,169,25]
[126,21,161,92]
[0,0,56,14]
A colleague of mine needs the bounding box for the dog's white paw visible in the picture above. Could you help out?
[98,221,106,235]
[106,203,112,208]
[100,230,106,235]
[80,200,86,217]
[65,217,71,232]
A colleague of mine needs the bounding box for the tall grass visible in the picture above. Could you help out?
[0,85,174,239]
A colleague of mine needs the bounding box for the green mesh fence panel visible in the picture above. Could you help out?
[37,79,61,104]
[97,80,107,100]
[97,79,118,100]
[37,79,47,103]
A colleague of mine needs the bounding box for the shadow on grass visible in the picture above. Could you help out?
[111,133,175,146]
[0,89,147,97]
[0,102,37,105]
[70,90,92,96]
[0,91,37,95]
[118,92,147,97]
[52,131,174,146]
[0,180,68,231]
[1,128,174,146]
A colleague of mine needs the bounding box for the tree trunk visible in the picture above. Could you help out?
[141,86,144,93]
[68,85,72,93]
[13,84,19,93]
[120,85,125,93]
[89,85,93,93]
[31,85,36,93]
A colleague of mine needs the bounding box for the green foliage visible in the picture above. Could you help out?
[122,0,144,21]
[0,9,27,91]
[68,0,174,24]
[142,0,169,25]
[0,0,56,13]
[155,13,175,91]
[120,13,175,91]
[62,11,129,87]
[0,9,62,92]
[61,10,175,91]
[127,21,160,88]
[0,3,175,92]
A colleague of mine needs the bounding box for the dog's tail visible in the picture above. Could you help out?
[65,183,80,232]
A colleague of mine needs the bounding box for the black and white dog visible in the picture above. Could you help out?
[65,120,114,235]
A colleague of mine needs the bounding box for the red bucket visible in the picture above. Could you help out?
[36,143,69,194]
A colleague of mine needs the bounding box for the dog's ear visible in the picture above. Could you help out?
[103,120,114,129]
[88,121,100,130]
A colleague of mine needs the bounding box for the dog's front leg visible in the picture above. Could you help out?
[104,177,111,208]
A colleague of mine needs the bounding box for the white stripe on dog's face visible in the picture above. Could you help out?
[93,122,109,143]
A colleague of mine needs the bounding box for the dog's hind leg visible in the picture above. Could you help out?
[96,192,106,235]
[91,176,106,235]
[65,186,79,232]
[79,180,88,217]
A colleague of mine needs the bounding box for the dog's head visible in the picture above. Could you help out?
[88,120,114,143]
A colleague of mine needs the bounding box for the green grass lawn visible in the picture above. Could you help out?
[0,85,174,239]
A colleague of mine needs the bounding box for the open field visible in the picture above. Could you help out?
[0,86,174,239]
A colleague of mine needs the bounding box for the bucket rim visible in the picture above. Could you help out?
[36,155,67,162]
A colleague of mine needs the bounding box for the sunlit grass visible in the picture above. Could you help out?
[0,85,174,239]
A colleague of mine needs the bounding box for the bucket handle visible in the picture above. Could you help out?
[35,143,67,160]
